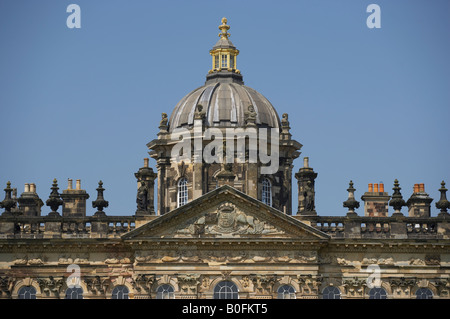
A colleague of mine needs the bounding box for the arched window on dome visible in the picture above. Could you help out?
[262,178,272,206]
[177,177,188,208]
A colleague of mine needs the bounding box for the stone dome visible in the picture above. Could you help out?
[168,77,281,132]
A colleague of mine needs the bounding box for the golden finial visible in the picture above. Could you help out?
[218,17,230,39]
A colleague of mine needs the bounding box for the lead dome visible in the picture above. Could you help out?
[167,18,281,132]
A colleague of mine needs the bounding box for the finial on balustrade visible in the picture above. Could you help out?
[389,179,406,216]
[436,181,450,218]
[46,178,63,217]
[343,180,360,217]
[92,180,109,217]
[1,181,17,216]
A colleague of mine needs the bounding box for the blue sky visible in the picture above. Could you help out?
[0,0,448,216]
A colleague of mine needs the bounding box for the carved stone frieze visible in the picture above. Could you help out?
[134,249,317,265]
[342,277,367,298]
[389,277,417,298]
[133,274,156,293]
[297,274,322,296]
[84,276,110,295]
[37,276,65,297]
[0,276,14,298]
[251,274,278,294]
[177,274,200,295]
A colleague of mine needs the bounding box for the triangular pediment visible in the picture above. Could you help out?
[122,185,329,241]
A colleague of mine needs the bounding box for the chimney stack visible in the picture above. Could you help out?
[17,183,44,216]
[61,178,90,217]
[407,182,433,217]
[361,182,390,217]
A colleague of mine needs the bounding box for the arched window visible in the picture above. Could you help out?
[277,285,296,299]
[177,178,188,207]
[416,288,433,299]
[156,284,175,299]
[214,281,238,299]
[18,286,37,299]
[112,285,129,299]
[322,286,341,299]
[368,287,387,299]
[262,178,272,206]
[65,287,83,299]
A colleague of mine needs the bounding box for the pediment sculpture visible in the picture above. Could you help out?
[175,202,284,237]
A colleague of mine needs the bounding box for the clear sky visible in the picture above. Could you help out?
[0,0,448,217]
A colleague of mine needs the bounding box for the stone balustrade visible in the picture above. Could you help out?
[0,215,155,239]
[296,215,450,239]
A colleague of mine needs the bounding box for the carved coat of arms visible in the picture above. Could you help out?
[175,202,283,237]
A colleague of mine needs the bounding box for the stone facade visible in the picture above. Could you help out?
[0,18,449,300]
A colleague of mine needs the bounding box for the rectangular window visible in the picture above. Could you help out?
[221,55,227,68]
[214,56,219,69]
[229,55,234,68]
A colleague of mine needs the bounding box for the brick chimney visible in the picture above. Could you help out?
[60,179,90,217]
[406,183,433,217]
[361,182,390,217]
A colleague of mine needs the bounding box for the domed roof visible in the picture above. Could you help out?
[168,79,281,132]
[167,17,281,132]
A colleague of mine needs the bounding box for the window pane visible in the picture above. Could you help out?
[277,285,296,299]
[65,287,83,299]
[368,287,387,299]
[156,284,175,299]
[214,281,238,299]
[112,286,129,299]
[214,56,219,69]
[177,178,188,207]
[221,55,227,68]
[322,286,341,299]
[18,286,37,299]
[262,178,272,206]
[416,288,433,299]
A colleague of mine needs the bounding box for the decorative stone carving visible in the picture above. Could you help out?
[409,258,426,266]
[342,277,367,298]
[174,202,284,237]
[85,276,110,295]
[297,274,322,296]
[177,274,200,295]
[194,104,206,121]
[37,276,64,297]
[134,274,156,293]
[244,105,257,126]
[361,257,395,266]
[0,277,14,298]
[425,255,441,265]
[28,258,44,265]
[159,112,168,131]
[434,278,450,298]
[389,277,416,298]
[251,274,277,294]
